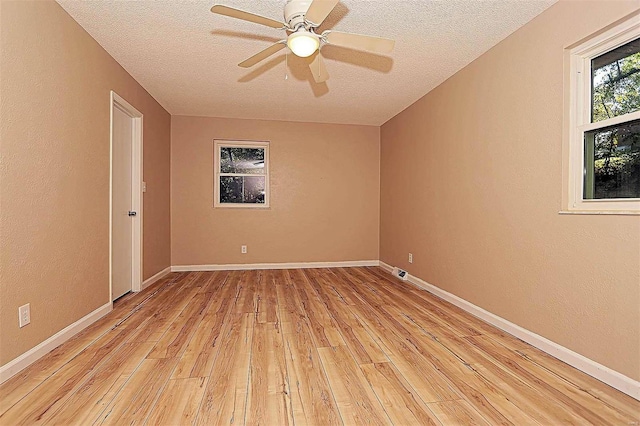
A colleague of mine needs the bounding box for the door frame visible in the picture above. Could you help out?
[109,91,143,301]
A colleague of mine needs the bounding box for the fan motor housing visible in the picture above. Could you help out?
[284,0,312,30]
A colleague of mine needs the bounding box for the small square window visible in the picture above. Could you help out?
[214,141,269,208]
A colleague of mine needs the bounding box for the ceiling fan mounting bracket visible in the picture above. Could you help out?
[284,0,313,30]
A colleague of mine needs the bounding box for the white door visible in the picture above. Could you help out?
[112,104,134,300]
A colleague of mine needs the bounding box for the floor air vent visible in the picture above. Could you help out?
[392,267,409,281]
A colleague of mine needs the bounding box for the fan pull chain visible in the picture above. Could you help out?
[285,51,289,80]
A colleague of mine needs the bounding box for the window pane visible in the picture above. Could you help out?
[220,147,265,174]
[220,176,266,204]
[584,119,640,199]
[591,38,640,122]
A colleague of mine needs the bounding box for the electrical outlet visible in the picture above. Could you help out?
[19,304,30,328]
[241,245,247,254]
[408,253,413,264]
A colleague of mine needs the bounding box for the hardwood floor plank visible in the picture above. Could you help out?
[465,335,637,425]
[355,267,481,337]
[0,320,147,425]
[332,267,389,307]
[517,347,640,418]
[437,335,593,424]
[146,291,214,359]
[275,272,305,324]
[364,267,530,345]
[235,270,259,314]
[126,280,203,343]
[98,358,178,425]
[246,322,294,426]
[0,273,196,417]
[427,400,491,425]
[280,316,342,426]
[379,301,460,341]
[305,269,388,364]
[40,341,154,425]
[360,362,442,426]
[317,345,390,426]
[195,313,253,426]
[171,273,236,379]
[0,336,96,415]
[315,268,358,306]
[256,269,278,323]
[331,282,462,403]
[196,270,226,294]
[289,269,345,347]
[146,376,208,425]
[378,311,532,425]
[351,286,536,423]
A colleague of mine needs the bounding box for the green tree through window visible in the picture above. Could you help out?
[586,38,640,199]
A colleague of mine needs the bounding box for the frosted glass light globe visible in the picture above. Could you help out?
[287,31,320,58]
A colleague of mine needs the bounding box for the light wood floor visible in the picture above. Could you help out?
[1,267,638,425]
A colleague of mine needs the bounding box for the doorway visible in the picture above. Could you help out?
[110,91,143,301]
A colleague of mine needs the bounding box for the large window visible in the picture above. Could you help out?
[567,16,640,214]
[214,140,269,208]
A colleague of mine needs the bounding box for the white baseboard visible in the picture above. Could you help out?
[141,266,171,290]
[379,261,640,400]
[171,260,380,272]
[378,261,393,273]
[0,302,112,384]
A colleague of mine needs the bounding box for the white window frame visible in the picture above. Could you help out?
[214,140,270,208]
[565,14,640,215]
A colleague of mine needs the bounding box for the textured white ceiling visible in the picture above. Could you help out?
[57,0,556,126]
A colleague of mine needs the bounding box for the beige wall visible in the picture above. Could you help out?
[380,0,640,381]
[0,1,171,365]
[171,116,379,266]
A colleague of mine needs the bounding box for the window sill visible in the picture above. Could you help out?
[214,205,270,209]
[559,210,640,216]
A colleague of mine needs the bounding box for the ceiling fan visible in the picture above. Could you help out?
[211,0,395,83]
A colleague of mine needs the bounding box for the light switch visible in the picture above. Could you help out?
[142,182,147,193]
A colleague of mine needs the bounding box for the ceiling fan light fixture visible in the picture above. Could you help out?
[287,30,319,58]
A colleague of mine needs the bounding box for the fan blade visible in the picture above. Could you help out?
[305,0,339,26]
[310,51,329,83]
[325,31,395,54]
[211,5,285,29]
[238,42,286,68]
